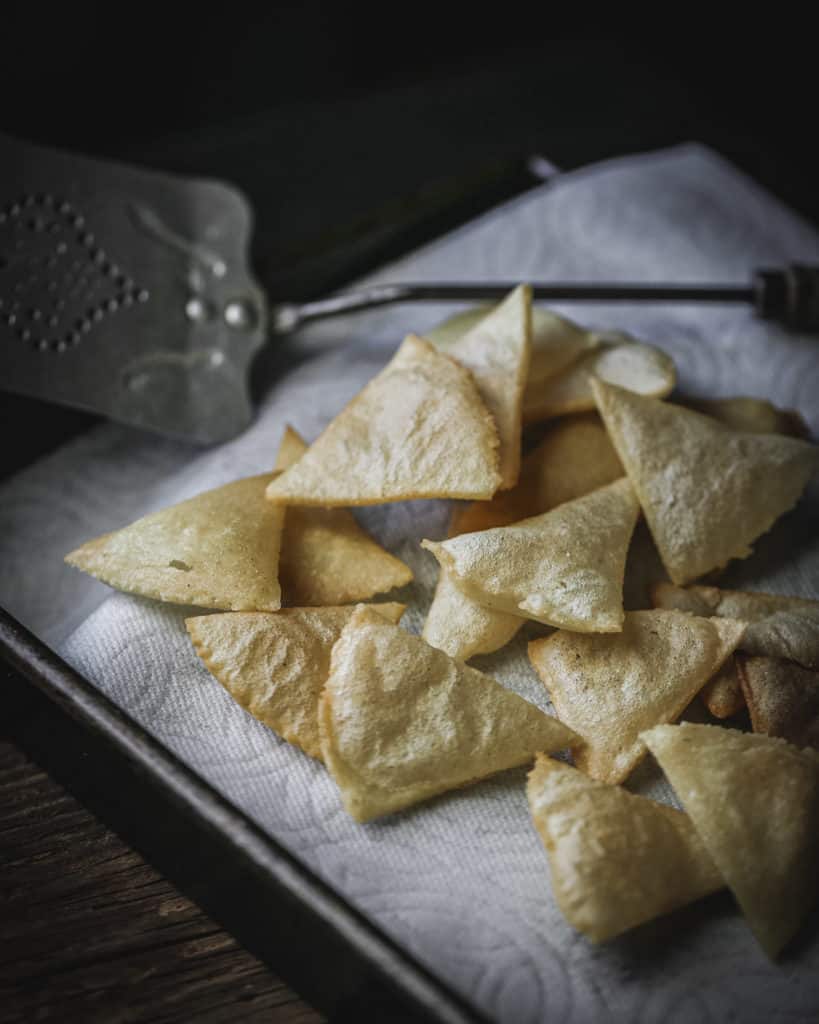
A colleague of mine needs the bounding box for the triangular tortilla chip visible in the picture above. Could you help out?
[423,478,640,631]
[699,657,745,719]
[737,655,819,750]
[680,395,809,439]
[527,755,723,942]
[422,565,524,661]
[592,380,819,585]
[65,475,284,610]
[445,284,532,489]
[318,605,577,821]
[652,583,819,670]
[529,610,746,783]
[428,304,598,389]
[186,603,404,760]
[272,427,413,605]
[450,413,623,537]
[524,340,676,423]
[273,424,311,472]
[265,335,500,506]
[642,722,819,957]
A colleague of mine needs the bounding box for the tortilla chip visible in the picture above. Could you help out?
[527,755,723,943]
[318,605,577,821]
[681,396,809,439]
[272,424,310,471]
[650,581,714,616]
[428,304,598,388]
[700,657,745,719]
[737,656,819,750]
[422,565,524,661]
[65,475,284,610]
[529,610,746,783]
[265,334,501,506]
[423,478,640,632]
[445,285,532,489]
[186,603,404,760]
[524,340,676,423]
[272,427,413,605]
[592,379,819,585]
[450,413,623,537]
[652,583,819,670]
[642,722,819,957]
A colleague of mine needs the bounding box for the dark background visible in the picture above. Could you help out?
[2,16,818,1023]
[2,18,818,289]
[3,19,817,471]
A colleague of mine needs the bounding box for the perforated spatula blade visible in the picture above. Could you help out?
[0,133,266,443]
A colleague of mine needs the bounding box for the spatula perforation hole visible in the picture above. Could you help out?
[2,196,146,353]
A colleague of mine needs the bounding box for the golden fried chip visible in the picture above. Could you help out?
[651,583,819,670]
[265,335,500,506]
[186,603,404,760]
[65,475,284,610]
[428,305,598,388]
[445,285,532,489]
[273,424,310,471]
[527,755,723,943]
[272,427,412,605]
[737,656,819,750]
[422,566,524,661]
[681,395,809,439]
[523,340,676,423]
[450,413,623,536]
[423,478,640,632]
[529,610,745,783]
[642,722,819,958]
[318,605,577,821]
[700,657,745,719]
[592,379,819,585]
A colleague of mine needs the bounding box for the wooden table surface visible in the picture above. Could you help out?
[0,737,322,1024]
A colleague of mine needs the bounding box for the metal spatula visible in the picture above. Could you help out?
[3,133,817,444]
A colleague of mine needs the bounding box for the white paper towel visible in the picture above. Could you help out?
[2,144,819,1023]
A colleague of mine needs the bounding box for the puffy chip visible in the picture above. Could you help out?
[429,413,622,660]
[65,475,284,611]
[700,657,745,719]
[681,395,809,439]
[523,339,676,423]
[422,565,524,661]
[450,413,623,537]
[445,284,532,489]
[423,478,640,632]
[529,610,745,783]
[642,722,819,958]
[186,603,404,760]
[266,335,500,506]
[651,583,819,670]
[273,424,311,471]
[527,755,723,943]
[593,379,819,585]
[318,605,578,821]
[428,304,598,388]
[737,656,819,750]
[272,427,413,605]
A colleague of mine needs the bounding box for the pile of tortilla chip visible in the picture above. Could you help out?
[64,287,819,960]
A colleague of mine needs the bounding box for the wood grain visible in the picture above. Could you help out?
[0,740,323,1024]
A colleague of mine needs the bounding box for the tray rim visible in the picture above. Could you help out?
[0,605,489,1023]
